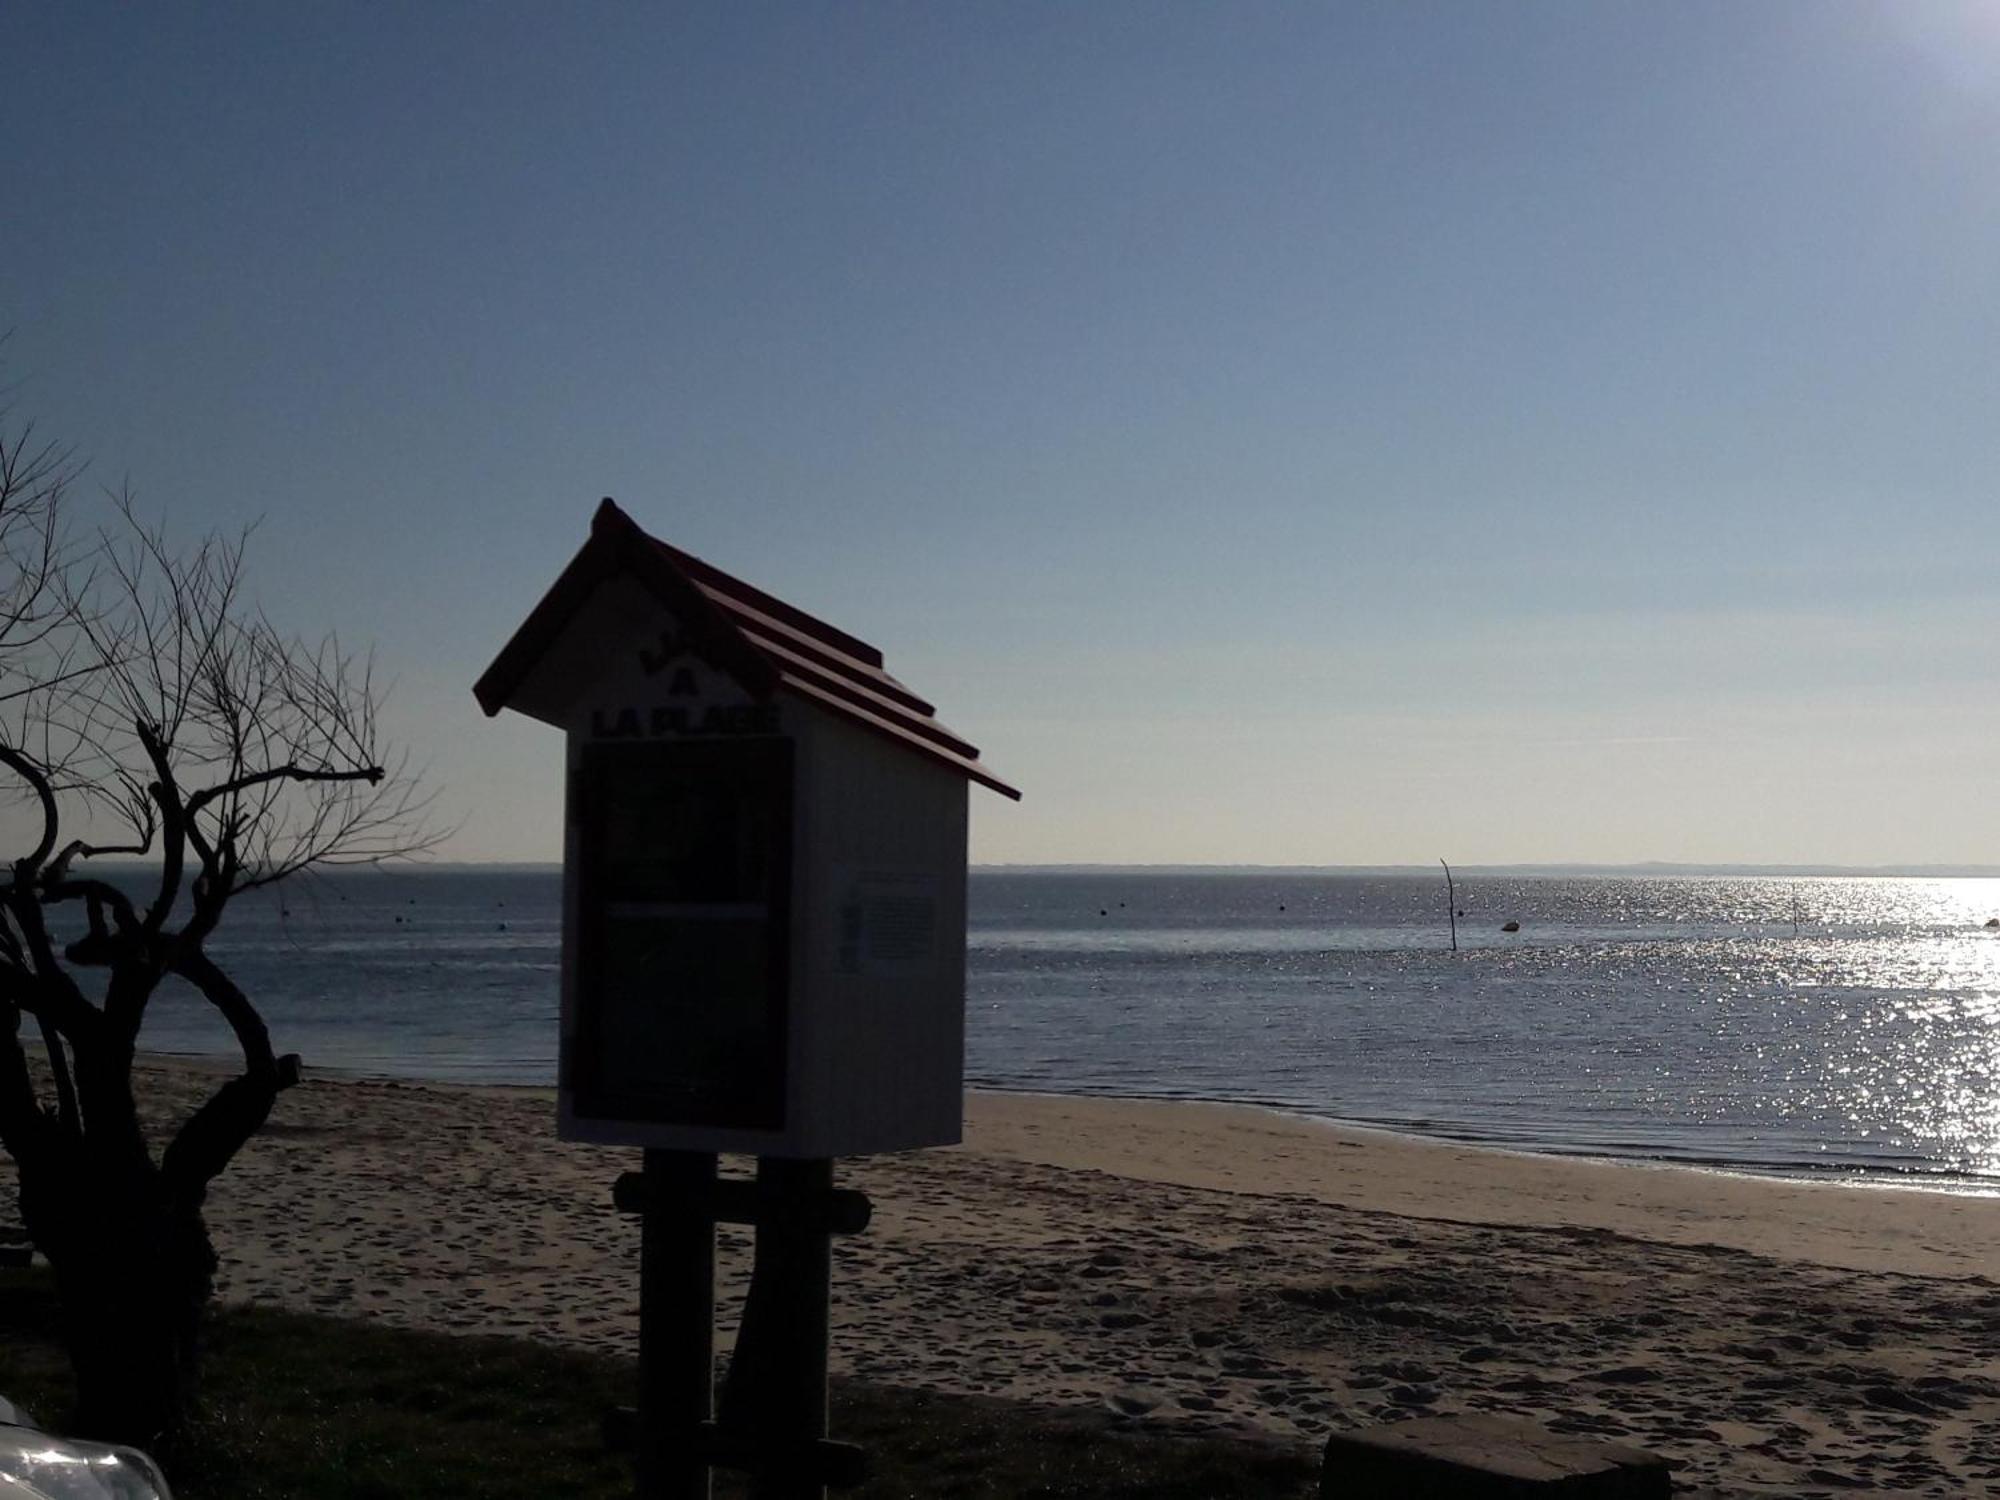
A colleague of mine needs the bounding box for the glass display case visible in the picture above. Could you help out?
[569,737,793,1130]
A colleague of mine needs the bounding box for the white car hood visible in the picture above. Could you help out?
[0,1424,171,1500]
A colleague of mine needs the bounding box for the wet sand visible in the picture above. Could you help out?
[26,1062,2000,1495]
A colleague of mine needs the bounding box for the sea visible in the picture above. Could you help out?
[128,867,2000,1193]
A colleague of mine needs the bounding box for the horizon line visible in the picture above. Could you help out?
[394,859,2000,877]
[62,857,2000,877]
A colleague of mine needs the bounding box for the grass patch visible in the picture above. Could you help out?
[0,1269,1315,1498]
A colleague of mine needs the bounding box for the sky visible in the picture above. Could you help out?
[3,3,1998,867]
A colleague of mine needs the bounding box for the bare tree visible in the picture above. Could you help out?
[0,408,433,1442]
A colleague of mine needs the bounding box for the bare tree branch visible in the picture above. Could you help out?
[168,948,275,1078]
[0,743,61,874]
[185,760,382,819]
[34,1012,78,1134]
[0,1011,54,1168]
[158,949,294,1197]
[136,721,184,937]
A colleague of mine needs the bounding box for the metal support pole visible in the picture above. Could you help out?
[639,1149,718,1500]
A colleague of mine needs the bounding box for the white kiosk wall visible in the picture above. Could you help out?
[790,707,968,1157]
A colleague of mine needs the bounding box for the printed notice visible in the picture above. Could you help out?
[836,871,939,979]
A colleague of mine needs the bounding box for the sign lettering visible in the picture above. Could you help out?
[636,626,690,677]
[589,703,781,739]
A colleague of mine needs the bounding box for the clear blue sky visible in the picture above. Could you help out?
[5,3,1997,866]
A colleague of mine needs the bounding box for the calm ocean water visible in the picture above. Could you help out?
[132,868,2000,1189]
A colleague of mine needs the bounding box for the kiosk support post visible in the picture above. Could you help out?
[639,1150,718,1500]
[749,1157,834,1500]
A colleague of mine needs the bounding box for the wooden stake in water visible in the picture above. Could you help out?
[1440,859,1458,953]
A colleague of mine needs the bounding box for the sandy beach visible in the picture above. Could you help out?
[20,1061,2000,1496]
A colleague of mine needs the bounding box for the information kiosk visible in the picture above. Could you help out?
[474,499,1017,1498]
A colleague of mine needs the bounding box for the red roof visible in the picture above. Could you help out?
[474,500,1020,800]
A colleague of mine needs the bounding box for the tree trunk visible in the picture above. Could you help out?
[17,1149,217,1446]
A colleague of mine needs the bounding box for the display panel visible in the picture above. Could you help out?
[570,737,792,1129]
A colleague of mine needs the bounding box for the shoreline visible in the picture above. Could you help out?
[975,1081,2000,1201]
[13,1058,2000,1494]
[960,1089,2000,1282]
[143,1045,2000,1207]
